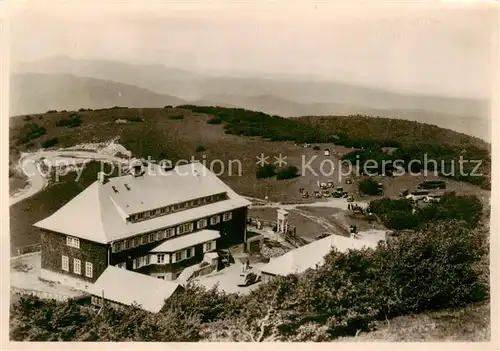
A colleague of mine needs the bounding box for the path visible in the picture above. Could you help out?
[247,196,368,212]
[10,150,129,206]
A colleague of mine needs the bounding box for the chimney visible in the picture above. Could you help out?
[97,172,108,184]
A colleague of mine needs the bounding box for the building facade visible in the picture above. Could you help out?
[35,161,251,288]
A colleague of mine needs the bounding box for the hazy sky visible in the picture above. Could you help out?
[7,0,498,98]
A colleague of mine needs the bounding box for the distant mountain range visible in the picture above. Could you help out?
[10,56,491,141]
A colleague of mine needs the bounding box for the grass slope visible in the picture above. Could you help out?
[339,302,490,342]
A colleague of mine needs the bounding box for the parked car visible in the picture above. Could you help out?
[418,180,447,190]
[238,271,261,287]
[347,196,354,202]
[345,178,353,184]
[424,193,444,203]
[327,181,334,188]
[399,189,409,197]
[406,190,430,201]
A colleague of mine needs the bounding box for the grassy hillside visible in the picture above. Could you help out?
[339,302,490,342]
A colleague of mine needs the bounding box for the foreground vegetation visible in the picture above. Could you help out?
[10,220,489,341]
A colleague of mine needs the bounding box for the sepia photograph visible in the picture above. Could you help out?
[2,0,497,346]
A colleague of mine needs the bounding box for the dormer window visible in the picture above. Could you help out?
[66,236,80,249]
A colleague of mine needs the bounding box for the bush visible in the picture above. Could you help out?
[164,105,173,109]
[207,117,222,124]
[22,116,32,121]
[276,165,299,180]
[417,192,483,228]
[196,144,206,152]
[359,178,381,196]
[313,145,321,150]
[385,211,420,230]
[17,123,46,144]
[46,110,58,113]
[256,164,276,179]
[40,138,59,149]
[169,115,184,120]
[55,114,82,128]
[123,116,144,122]
[372,221,488,316]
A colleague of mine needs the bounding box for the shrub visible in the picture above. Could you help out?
[169,115,184,120]
[417,192,483,228]
[372,221,488,316]
[17,123,46,144]
[196,144,206,152]
[123,116,144,122]
[22,116,32,121]
[384,211,419,230]
[55,114,82,128]
[40,138,59,149]
[256,164,276,179]
[276,165,299,180]
[46,110,58,113]
[164,105,173,108]
[207,117,222,124]
[359,178,381,196]
[312,145,320,150]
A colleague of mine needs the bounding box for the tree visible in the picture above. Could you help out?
[276,165,299,180]
[256,164,276,179]
[358,178,381,196]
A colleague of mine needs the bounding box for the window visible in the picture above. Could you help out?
[133,258,139,269]
[112,242,122,252]
[91,295,103,306]
[157,254,165,264]
[197,218,208,229]
[156,230,165,241]
[62,255,69,271]
[186,247,194,258]
[204,241,215,252]
[137,212,144,219]
[149,233,155,242]
[73,259,81,274]
[125,240,131,249]
[66,236,80,249]
[177,222,194,235]
[190,201,195,207]
[179,202,186,209]
[173,204,178,210]
[133,237,140,247]
[149,210,155,217]
[197,199,202,205]
[175,251,183,262]
[145,255,150,265]
[165,228,174,238]
[223,212,232,221]
[210,215,220,225]
[160,207,167,214]
[85,262,93,278]
[141,235,148,244]
[155,208,161,215]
